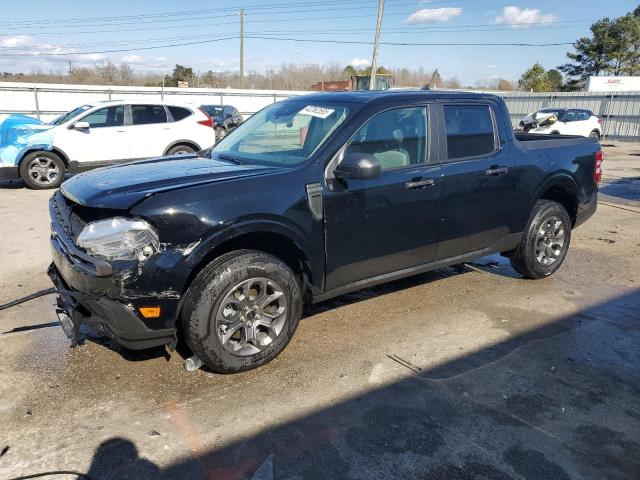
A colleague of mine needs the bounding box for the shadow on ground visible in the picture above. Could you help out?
[600,177,640,203]
[9,288,637,480]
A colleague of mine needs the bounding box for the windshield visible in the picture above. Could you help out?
[212,100,351,166]
[49,104,93,126]
[202,105,224,117]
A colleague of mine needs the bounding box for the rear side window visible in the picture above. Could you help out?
[168,106,192,121]
[444,104,495,160]
[131,105,167,125]
[81,106,124,128]
[575,111,591,121]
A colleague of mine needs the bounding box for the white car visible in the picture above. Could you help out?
[0,100,215,189]
[518,108,602,140]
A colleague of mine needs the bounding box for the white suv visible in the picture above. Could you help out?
[518,108,602,139]
[2,100,215,189]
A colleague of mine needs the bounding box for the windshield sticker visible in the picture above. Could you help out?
[300,106,335,119]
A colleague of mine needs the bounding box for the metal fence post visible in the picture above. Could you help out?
[33,87,40,120]
[220,93,224,107]
[108,89,112,101]
[273,93,277,103]
[603,94,614,140]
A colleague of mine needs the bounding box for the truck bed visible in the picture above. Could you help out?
[514,133,597,152]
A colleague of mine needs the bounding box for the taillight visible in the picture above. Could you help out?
[594,150,603,184]
[197,108,213,128]
[597,118,602,125]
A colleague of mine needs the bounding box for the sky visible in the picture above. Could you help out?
[0,0,638,85]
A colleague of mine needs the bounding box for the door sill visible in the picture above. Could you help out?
[313,233,522,304]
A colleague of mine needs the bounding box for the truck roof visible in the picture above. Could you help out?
[285,89,503,105]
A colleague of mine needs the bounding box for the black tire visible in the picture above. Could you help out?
[589,130,601,140]
[166,144,196,155]
[509,200,572,279]
[19,151,65,189]
[182,250,303,373]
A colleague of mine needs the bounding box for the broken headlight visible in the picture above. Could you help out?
[77,217,159,261]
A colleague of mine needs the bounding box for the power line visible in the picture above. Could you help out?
[0,34,574,57]
[0,36,240,56]
[246,35,575,47]
[0,0,464,27]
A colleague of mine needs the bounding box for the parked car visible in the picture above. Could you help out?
[517,108,602,139]
[0,100,215,189]
[200,104,243,140]
[48,91,602,373]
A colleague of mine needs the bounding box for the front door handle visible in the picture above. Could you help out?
[485,166,508,176]
[405,178,435,189]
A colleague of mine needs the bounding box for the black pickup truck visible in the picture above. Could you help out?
[48,91,602,373]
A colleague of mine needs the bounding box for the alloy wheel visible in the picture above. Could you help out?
[214,277,287,356]
[27,156,61,186]
[535,215,565,266]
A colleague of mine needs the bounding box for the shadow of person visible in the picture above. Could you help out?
[86,437,161,480]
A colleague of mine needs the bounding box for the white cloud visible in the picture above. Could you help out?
[494,6,557,28]
[406,7,463,24]
[350,57,371,68]
[121,54,144,64]
[486,64,496,69]
[0,35,32,48]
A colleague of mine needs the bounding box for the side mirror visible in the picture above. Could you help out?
[333,152,381,180]
[73,121,90,130]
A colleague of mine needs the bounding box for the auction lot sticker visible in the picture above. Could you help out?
[300,105,335,119]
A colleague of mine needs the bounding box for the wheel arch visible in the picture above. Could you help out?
[19,147,70,170]
[180,224,315,305]
[533,174,580,226]
[163,140,201,155]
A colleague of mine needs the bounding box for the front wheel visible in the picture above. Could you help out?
[19,151,65,189]
[509,200,572,279]
[182,250,303,373]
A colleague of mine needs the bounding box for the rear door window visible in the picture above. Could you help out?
[443,104,496,160]
[81,106,124,128]
[131,105,167,125]
[168,106,192,121]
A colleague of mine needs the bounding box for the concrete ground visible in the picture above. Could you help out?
[0,143,639,480]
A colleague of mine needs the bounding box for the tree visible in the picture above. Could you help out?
[497,79,514,91]
[546,69,563,90]
[166,64,194,87]
[519,63,552,92]
[559,9,640,87]
[119,63,134,85]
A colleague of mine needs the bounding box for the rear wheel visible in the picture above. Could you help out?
[589,130,601,140]
[19,151,65,189]
[166,144,196,155]
[509,200,572,279]
[182,250,303,373]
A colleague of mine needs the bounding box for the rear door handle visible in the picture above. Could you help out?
[405,178,435,189]
[485,166,508,176]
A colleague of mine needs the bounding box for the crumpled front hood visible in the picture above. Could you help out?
[61,155,278,210]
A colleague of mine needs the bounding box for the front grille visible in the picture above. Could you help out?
[51,191,87,242]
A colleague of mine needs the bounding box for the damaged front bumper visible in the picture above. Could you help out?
[49,194,180,350]
[48,264,176,350]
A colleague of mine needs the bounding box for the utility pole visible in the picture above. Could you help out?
[239,8,244,89]
[369,0,384,91]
